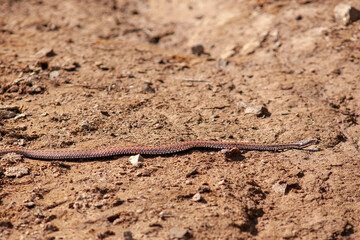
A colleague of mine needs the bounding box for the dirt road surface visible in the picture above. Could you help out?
[1,0,360,239]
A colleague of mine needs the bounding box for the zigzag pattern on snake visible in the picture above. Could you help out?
[0,138,317,160]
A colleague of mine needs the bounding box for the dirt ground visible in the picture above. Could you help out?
[0,0,360,239]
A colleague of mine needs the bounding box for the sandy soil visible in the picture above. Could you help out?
[1,0,360,239]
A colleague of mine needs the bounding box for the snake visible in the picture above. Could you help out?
[0,138,317,160]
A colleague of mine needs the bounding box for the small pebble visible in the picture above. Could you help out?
[123,231,134,240]
[80,120,98,131]
[100,110,110,116]
[221,147,242,159]
[0,105,20,112]
[36,59,49,70]
[218,180,226,185]
[35,48,56,58]
[240,40,260,55]
[49,70,60,79]
[185,167,199,178]
[24,200,35,208]
[185,167,198,178]
[191,44,205,56]
[185,179,192,185]
[44,224,59,233]
[0,110,16,120]
[16,139,25,146]
[28,84,43,94]
[112,199,124,207]
[140,82,155,93]
[129,154,144,167]
[14,113,26,120]
[5,164,29,178]
[192,192,202,202]
[168,227,193,240]
[62,61,80,71]
[272,182,287,195]
[220,45,236,59]
[209,115,219,121]
[0,221,13,228]
[45,215,57,223]
[34,208,45,219]
[334,3,360,25]
[159,211,173,219]
[244,105,270,117]
[98,230,115,239]
[217,58,229,69]
[95,61,110,71]
[198,186,211,193]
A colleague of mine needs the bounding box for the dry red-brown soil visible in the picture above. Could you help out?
[1,0,360,239]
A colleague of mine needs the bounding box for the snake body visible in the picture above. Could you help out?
[0,138,317,160]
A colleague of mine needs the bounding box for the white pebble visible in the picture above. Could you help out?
[192,192,202,202]
[334,3,360,25]
[129,154,144,167]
